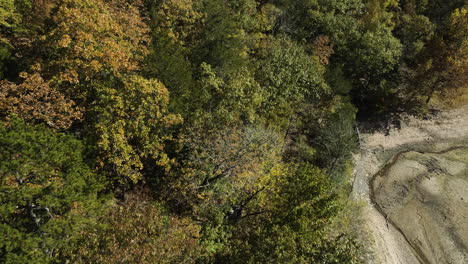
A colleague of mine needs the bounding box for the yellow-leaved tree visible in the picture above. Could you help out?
[40,0,150,88]
[91,75,182,185]
[10,0,182,185]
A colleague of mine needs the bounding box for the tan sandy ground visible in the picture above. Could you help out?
[352,105,468,264]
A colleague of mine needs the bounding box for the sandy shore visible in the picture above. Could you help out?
[352,105,468,264]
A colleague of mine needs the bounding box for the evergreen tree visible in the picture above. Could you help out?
[0,117,103,263]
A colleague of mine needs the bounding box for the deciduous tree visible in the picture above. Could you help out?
[217,163,362,263]
[34,0,150,104]
[91,75,182,185]
[0,73,82,129]
[69,190,203,264]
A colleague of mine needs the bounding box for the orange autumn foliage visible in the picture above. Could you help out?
[36,0,150,92]
[70,190,204,264]
[0,72,82,129]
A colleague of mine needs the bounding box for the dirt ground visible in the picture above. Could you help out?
[352,105,468,264]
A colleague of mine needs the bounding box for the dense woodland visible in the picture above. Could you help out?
[0,0,466,263]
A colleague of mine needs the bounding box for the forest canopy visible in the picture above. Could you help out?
[0,0,466,263]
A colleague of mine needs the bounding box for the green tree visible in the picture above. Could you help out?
[396,3,468,108]
[167,125,281,215]
[255,36,330,127]
[0,0,17,78]
[0,0,34,79]
[146,0,264,127]
[277,0,365,42]
[217,163,362,263]
[192,0,256,69]
[145,0,203,113]
[164,125,281,259]
[278,0,403,113]
[0,117,103,263]
[345,24,402,111]
[317,105,357,183]
[185,62,263,127]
